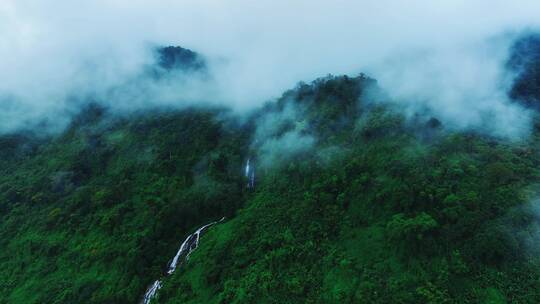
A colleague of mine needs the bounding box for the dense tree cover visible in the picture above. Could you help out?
[2,74,540,303]
[153,76,540,303]
[0,106,250,303]
[509,33,540,109]
[156,46,206,72]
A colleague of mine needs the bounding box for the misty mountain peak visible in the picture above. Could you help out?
[156,46,206,71]
[509,33,540,109]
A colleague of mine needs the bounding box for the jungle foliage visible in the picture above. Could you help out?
[2,70,540,303]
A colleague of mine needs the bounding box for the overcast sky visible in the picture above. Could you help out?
[1,1,540,136]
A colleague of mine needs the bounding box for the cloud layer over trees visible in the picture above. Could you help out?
[1,1,540,136]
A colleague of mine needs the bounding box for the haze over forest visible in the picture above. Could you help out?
[3,1,540,304]
[1,1,540,135]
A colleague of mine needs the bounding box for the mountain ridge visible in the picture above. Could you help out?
[2,41,540,303]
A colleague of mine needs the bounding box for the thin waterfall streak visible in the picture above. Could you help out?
[140,217,225,304]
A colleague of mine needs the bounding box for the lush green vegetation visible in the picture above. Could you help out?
[0,106,250,303]
[2,72,540,303]
[155,76,540,303]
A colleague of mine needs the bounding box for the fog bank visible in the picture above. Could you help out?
[1,1,540,136]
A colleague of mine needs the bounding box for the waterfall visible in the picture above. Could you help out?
[245,158,255,189]
[140,217,225,304]
[141,280,162,304]
[167,218,225,274]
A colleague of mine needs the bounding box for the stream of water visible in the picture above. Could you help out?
[141,217,225,304]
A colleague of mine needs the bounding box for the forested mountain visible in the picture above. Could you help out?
[2,41,540,304]
[509,33,540,109]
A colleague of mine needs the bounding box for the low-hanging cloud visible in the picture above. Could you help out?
[1,1,540,136]
[251,102,314,168]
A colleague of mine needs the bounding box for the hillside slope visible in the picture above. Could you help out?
[0,105,250,303]
[2,73,540,304]
[154,76,540,304]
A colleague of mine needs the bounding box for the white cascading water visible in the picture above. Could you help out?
[141,217,225,304]
[141,280,162,304]
[141,159,254,303]
[167,218,225,274]
[245,158,255,189]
